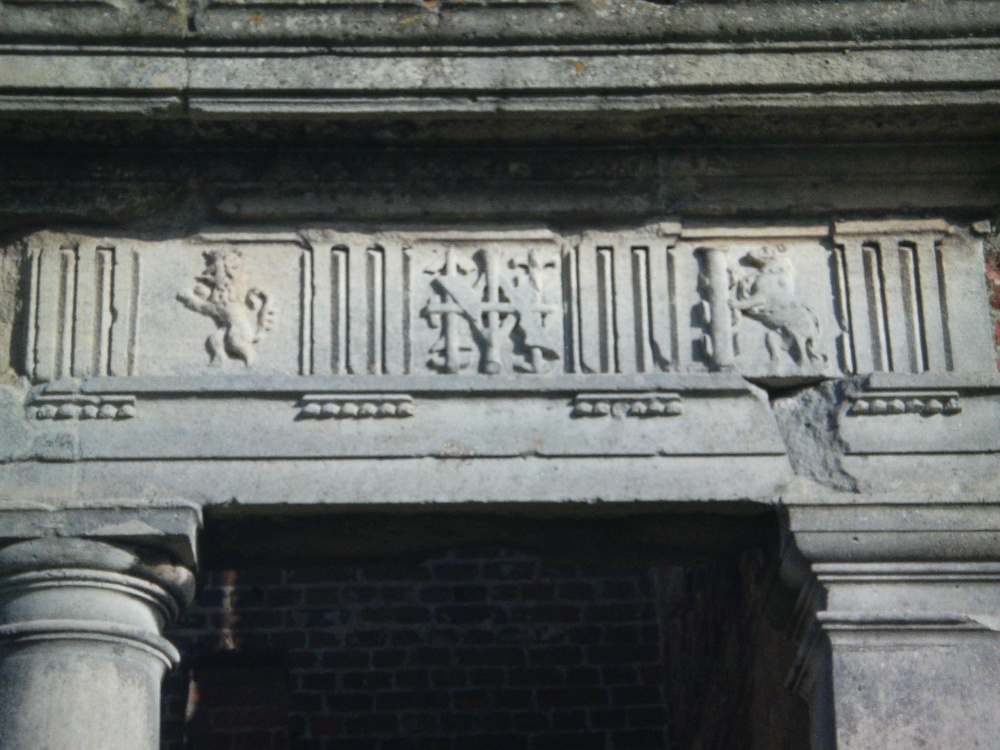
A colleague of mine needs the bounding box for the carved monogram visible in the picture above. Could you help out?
[177,248,276,367]
[420,247,561,374]
[729,245,826,367]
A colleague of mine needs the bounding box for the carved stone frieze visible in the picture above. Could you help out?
[17,220,994,392]
[693,232,839,378]
[831,219,995,375]
[419,245,562,375]
[729,245,827,368]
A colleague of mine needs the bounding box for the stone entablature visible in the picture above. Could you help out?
[1,0,999,744]
[2,218,995,510]
[19,220,993,386]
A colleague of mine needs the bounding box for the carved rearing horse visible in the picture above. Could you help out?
[730,245,826,366]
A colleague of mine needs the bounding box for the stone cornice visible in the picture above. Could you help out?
[4,0,1000,46]
[1,39,999,120]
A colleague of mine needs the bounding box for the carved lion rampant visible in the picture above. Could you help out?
[176,248,275,367]
[729,245,825,366]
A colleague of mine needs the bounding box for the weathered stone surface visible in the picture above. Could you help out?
[0,503,201,567]
[0,0,999,745]
[16,221,992,383]
[0,218,992,512]
[4,0,1000,128]
[9,0,1000,46]
[3,142,998,228]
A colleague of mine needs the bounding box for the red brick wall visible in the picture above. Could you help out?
[162,548,672,750]
[659,552,809,750]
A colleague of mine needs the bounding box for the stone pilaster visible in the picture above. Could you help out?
[0,506,199,750]
[781,500,1000,750]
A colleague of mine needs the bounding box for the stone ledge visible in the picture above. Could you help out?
[0,504,202,568]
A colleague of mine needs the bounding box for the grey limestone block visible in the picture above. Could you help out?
[2,0,1000,122]
[18,220,992,384]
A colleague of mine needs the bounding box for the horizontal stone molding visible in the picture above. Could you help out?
[3,144,996,225]
[1,44,1000,118]
[0,456,795,504]
[27,394,137,421]
[847,390,961,417]
[298,393,415,419]
[572,391,682,419]
[784,503,1000,563]
[41,372,752,395]
[0,567,183,623]
[0,619,181,668]
[816,612,1000,633]
[813,562,1000,582]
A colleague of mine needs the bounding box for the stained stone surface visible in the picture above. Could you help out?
[0,0,999,746]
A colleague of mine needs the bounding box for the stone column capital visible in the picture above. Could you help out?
[781,497,1000,566]
[0,504,201,749]
[776,495,1000,750]
[0,502,201,568]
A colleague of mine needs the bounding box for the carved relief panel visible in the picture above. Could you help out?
[687,226,842,378]
[21,221,994,386]
[26,233,138,382]
[412,233,563,375]
[25,231,305,380]
[830,220,993,374]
